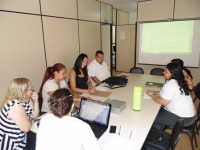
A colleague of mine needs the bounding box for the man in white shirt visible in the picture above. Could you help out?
[88,50,111,86]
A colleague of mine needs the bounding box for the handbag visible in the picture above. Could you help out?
[103,76,128,89]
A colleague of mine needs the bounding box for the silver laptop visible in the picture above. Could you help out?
[78,98,111,139]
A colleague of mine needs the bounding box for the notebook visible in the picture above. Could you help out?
[145,81,164,88]
[78,98,112,139]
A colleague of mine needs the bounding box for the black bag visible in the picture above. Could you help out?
[103,76,128,89]
[142,127,171,150]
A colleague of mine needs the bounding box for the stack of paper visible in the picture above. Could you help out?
[103,135,136,150]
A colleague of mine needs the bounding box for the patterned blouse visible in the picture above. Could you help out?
[0,99,33,150]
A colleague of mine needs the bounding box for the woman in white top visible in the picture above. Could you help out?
[39,63,80,113]
[36,88,101,150]
[146,63,196,129]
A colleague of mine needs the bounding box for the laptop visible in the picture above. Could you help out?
[78,98,112,139]
[145,81,164,88]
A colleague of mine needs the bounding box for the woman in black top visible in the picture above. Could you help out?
[69,53,95,94]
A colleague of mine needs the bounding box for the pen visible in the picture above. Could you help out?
[129,130,132,139]
[118,126,121,135]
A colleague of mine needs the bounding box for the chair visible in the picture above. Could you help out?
[150,68,164,76]
[164,117,199,150]
[193,82,200,102]
[38,93,43,114]
[130,67,144,74]
[142,118,184,150]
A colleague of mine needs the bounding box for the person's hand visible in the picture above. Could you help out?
[146,89,154,96]
[88,86,96,94]
[31,92,39,103]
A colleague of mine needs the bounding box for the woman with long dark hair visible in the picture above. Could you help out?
[146,63,196,129]
[171,58,193,90]
[69,53,95,94]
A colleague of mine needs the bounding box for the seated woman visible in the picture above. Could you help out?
[69,53,95,94]
[36,88,101,150]
[171,58,193,90]
[146,63,196,129]
[39,63,80,113]
[0,78,39,150]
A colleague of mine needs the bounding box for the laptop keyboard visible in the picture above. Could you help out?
[90,124,105,139]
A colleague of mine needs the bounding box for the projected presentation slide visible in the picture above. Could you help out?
[138,20,200,67]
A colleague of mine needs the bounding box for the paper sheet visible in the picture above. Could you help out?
[95,86,108,91]
[103,135,136,150]
[143,93,153,100]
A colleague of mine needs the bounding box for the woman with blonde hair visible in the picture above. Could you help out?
[0,78,39,150]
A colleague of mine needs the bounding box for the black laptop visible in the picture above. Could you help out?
[78,98,112,139]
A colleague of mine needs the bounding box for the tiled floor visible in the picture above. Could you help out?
[112,69,200,150]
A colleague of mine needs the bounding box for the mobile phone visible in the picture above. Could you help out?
[109,125,116,133]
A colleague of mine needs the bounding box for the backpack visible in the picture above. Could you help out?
[103,76,128,89]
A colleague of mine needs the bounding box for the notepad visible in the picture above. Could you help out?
[103,135,136,150]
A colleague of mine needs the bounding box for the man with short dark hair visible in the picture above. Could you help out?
[88,50,110,86]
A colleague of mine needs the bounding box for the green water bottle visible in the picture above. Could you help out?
[132,86,143,111]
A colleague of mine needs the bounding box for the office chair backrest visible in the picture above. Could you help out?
[38,93,43,113]
[170,118,184,150]
[130,67,144,74]
[150,68,164,76]
[194,82,200,99]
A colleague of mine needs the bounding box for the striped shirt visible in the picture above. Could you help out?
[0,99,33,150]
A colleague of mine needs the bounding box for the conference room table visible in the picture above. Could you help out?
[30,73,165,150]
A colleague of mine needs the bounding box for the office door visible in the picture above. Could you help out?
[101,24,112,75]
[116,25,136,72]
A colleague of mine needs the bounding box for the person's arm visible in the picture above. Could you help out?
[30,92,40,119]
[9,104,32,132]
[67,87,81,102]
[69,69,89,93]
[90,76,102,85]
[87,78,96,93]
[146,89,170,106]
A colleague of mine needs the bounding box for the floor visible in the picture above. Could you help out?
[112,69,200,150]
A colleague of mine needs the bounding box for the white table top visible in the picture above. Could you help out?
[31,73,165,150]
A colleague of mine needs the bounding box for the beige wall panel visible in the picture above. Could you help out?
[0,0,40,14]
[174,0,200,19]
[101,3,112,23]
[117,10,129,25]
[78,0,100,22]
[116,25,135,72]
[79,21,101,63]
[43,17,79,77]
[101,25,111,69]
[138,0,174,22]
[113,9,117,25]
[40,0,77,18]
[0,12,46,102]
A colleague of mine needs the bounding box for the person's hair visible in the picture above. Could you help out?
[39,63,66,95]
[0,78,29,109]
[166,63,190,95]
[171,58,184,69]
[95,50,104,56]
[73,53,88,76]
[183,67,193,79]
[49,88,73,118]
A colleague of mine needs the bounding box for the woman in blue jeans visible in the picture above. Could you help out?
[146,63,196,129]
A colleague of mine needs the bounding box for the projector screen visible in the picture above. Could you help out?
[138,20,200,67]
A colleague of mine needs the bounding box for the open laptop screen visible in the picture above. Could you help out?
[79,98,111,126]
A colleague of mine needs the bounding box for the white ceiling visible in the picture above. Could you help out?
[98,0,148,13]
